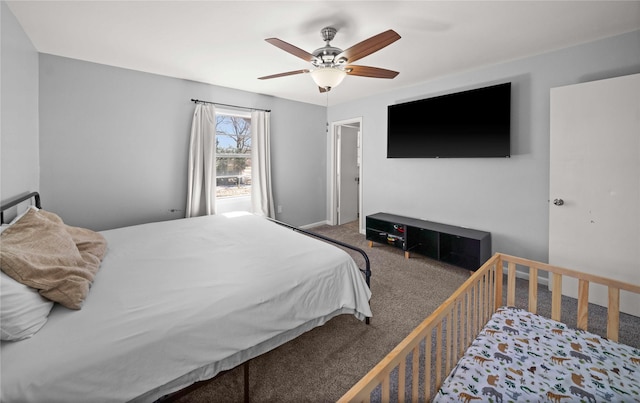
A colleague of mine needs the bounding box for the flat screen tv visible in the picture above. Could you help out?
[387,82,511,158]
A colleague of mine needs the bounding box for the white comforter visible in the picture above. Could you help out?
[1,213,372,402]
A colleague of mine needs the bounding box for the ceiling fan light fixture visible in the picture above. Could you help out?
[310,67,347,90]
[261,27,401,93]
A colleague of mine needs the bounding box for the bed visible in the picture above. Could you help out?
[338,253,640,402]
[0,192,372,402]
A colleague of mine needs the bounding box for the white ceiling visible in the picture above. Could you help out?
[7,1,640,106]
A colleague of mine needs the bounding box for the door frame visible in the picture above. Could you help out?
[329,117,363,230]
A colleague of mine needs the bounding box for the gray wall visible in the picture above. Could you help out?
[39,54,326,230]
[5,0,639,261]
[328,30,640,263]
[1,1,39,206]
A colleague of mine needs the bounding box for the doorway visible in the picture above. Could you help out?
[330,118,362,230]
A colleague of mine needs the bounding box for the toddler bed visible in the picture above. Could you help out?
[0,192,372,402]
[338,253,640,402]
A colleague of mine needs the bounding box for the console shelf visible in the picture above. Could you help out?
[365,213,491,271]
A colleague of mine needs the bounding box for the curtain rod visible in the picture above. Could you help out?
[191,99,271,113]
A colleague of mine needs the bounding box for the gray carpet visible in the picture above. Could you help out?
[175,221,640,402]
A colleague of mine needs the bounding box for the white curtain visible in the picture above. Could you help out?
[186,103,216,218]
[251,111,275,218]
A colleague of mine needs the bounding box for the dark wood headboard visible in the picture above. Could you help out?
[0,191,41,223]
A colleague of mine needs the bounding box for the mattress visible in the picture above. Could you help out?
[434,306,640,403]
[1,212,372,402]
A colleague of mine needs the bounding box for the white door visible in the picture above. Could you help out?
[549,73,640,316]
[338,125,359,224]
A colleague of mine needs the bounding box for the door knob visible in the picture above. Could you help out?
[553,198,564,206]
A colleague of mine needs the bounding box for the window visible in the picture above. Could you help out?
[215,111,251,199]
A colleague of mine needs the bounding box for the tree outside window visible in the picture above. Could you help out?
[216,113,251,198]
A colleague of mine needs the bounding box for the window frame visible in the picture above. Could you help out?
[214,108,252,200]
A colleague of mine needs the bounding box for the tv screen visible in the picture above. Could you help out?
[387,82,511,158]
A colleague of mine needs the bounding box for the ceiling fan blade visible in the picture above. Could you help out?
[258,69,309,80]
[265,38,316,62]
[336,30,401,63]
[346,65,399,79]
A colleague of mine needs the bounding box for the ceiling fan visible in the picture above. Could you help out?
[258,27,401,93]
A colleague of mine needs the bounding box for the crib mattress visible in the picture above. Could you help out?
[434,307,640,403]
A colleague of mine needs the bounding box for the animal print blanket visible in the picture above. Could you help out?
[433,307,640,403]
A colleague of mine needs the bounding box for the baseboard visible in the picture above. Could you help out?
[300,224,549,287]
[299,220,330,230]
[511,268,550,287]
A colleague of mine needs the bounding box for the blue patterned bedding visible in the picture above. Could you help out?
[434,307,640,403]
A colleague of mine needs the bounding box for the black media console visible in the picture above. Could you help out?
[365,213,491,271]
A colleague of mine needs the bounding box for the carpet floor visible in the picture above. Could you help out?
[175,220,640,402]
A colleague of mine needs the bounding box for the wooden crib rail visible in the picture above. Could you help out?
[338,253,640,403]
[498,253,640,342]
[337,254,502,403]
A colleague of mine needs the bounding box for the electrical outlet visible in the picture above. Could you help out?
[277,205,282,214]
